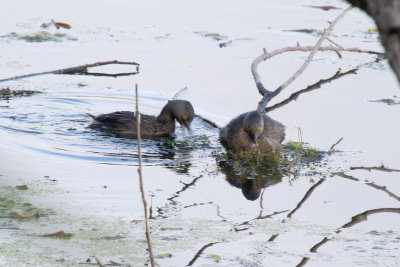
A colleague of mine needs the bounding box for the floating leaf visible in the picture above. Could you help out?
[16,185,28,190]
[207,254,221,262]
[156,253,172,258]
[40,230,73,239]
[41,19,71,29]
[12,212,35,219]
[284,29,317,34]
[54,22,71,29]
[305,5,340,11]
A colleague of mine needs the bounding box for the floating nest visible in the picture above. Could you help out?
[215,141,326,200]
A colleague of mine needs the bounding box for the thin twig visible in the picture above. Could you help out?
[333,171,400,201]
[0,60,140,83]
[195,114,221,128]
[341,208,400,228]
[268,234,279,242]
[167,175,204,201]
[187,242,219,266]
[287,178,325,218]
[326,37,344,58]
[349,165,400,172]
[255,6,354,112]
[136,84,155,267]
[296,257,310,267]
[366,183,400,201]
[326,36,344,49]
[265,68,357,112]
[328,137,344,154]
[310,237,331,252]
[305,207,400,263]
[94,256,105,267]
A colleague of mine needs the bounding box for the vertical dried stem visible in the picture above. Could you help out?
[136,84,155,267]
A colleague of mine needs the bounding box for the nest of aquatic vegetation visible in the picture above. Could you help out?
[216,141,325,180]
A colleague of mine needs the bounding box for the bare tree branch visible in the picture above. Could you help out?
[0,60,140,83]
[252,6,385,112]
[265,68,357,112]
[136,84,155,267]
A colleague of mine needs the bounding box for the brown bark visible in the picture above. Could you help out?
[347,0,400,83]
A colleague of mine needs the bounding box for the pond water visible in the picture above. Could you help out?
[0,0,400,266]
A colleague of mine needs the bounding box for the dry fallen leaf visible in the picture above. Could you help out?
[13,213,33,219]
[305,5,340,11]
[40,230,73,238]
[16,184,28,190]
[54,22,71,29]
[284,29,315,34]
[41,19,71,29]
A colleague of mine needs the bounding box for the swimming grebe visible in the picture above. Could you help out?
[88,100,194,138]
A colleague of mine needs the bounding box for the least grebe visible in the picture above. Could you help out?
[88,100,194,138]
[220,110,285,152]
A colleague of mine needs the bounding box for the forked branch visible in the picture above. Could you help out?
[252,6,383,112]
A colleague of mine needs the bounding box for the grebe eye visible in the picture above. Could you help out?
[183,115,187,121]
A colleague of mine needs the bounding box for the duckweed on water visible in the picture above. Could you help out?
[0,88,42,99]
[194,31,228,41]
[369,96,400,105]
[0,193,43,220]
[1,31,77,42]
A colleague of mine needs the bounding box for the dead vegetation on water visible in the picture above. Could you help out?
[1,31,77,42]
[0,87,42,99]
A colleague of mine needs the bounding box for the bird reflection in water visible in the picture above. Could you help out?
[218,156,283,201]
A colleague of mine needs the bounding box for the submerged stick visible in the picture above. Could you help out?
[349,165,400,172]
[187,242,219,266]
[287,178,325,218]
[0,60,140,83]
[136,84,155,267]
[328,137,344,154]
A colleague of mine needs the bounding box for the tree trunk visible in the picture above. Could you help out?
[347,0,400,83]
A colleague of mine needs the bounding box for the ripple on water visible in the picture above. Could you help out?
[0,91,220,168]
